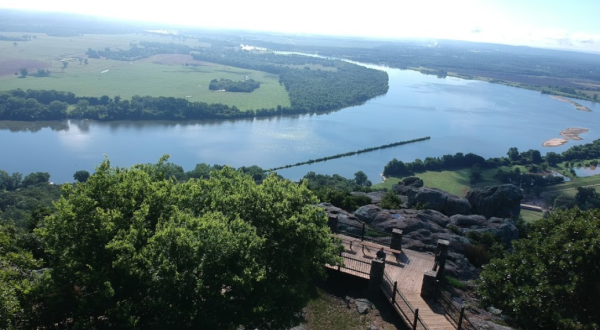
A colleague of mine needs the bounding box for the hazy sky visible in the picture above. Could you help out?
[1,0,599,52]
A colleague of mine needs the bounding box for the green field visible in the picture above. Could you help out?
[520,209,543,223]
[0,32,290,111]
[377,167,510,197]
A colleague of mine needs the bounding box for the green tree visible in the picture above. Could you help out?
[0,223,40,329]
[353,171,371,186]
[477,208,600,330]
[19,68,27,78]
[545,151,561,166]
[36,157,340,329]
[21,172,50,188]
[469,163,483,183]
[507,147,519,162]
[72,170,90,182]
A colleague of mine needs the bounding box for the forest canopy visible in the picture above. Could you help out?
[0,157,341,329]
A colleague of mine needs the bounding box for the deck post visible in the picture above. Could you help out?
[458,306,465,330]
[391,228,403,251]
[327,214,338,233]
[392,281,398,304]
[434,239,450,279]
[420,270,438,299]
[412,308,419,330]
[368,258,385,297]
[361,223,365,241]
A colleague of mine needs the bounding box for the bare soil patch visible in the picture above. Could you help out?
[0,58,51,76]
[142,54,215,66]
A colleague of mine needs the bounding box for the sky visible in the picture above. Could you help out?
[1,0,600,52]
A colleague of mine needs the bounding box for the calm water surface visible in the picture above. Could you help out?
[2,65,600,183]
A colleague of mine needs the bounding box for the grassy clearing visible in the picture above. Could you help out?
[0,33,290,110]
[520,209,543,223]
[376,167,505,197]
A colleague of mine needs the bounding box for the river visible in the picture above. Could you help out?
[1,64,600,183]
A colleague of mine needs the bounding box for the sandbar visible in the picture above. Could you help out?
[542,138,568,147]
[560,127,589,140]
[550,95,591,112]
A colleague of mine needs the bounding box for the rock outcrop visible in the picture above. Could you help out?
[466,184,523,219]
[391,177,471,216]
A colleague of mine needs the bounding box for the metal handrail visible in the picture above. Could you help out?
[381,272,430,330]
[437,289,477,330]
[336,221,392,245]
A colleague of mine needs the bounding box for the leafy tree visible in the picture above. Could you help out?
[478,208,600,330]
[0,223,40,329]
[36,157,339,329]
[21,172,50,188]
[545,151,561,166]
[72,170,90,182]
[19,68,27,78]
[507,147,519,162]
[353,171,371,187]
[469,163,483,183]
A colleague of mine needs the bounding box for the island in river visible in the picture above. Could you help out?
[542,127,590,147]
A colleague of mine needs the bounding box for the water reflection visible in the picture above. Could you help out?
[0,120,70,132]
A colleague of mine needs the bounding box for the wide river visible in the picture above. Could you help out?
[2,64,600,183]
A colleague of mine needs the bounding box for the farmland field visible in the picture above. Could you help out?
[0,32,290,110]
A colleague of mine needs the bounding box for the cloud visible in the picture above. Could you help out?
[471,27,482,33]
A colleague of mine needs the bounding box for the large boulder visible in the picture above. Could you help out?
[406,187,471,216]
[466,184,523,219]
[392,176,424,195]
[355,205,382,224]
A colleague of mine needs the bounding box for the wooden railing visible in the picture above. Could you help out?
[381,272,430,330]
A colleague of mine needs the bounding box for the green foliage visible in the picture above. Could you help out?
[379,190,401,210]
[444,276,466,290]
[35,158,339,329]
[73,170,90,183]
[0,223,40,329]
[0,180,61,227]
[477,208,600,330]
[209,78,260,93]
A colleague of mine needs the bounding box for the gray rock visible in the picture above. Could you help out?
[355,205,382,224]
[355,298,372,314]
[466,184,523,219]
[488,306,502,315]
[392,176,424,195]
[406,187,471,216]
[450,214,487,227]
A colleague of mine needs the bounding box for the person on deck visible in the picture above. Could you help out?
[376,247,386,261]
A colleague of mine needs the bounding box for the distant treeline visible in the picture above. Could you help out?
[268,137,430,172]
[384,139,600,185]
[86,42,193,61]
[209,78,260,93]
[0,34,34,42]
[248,39,600,83]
